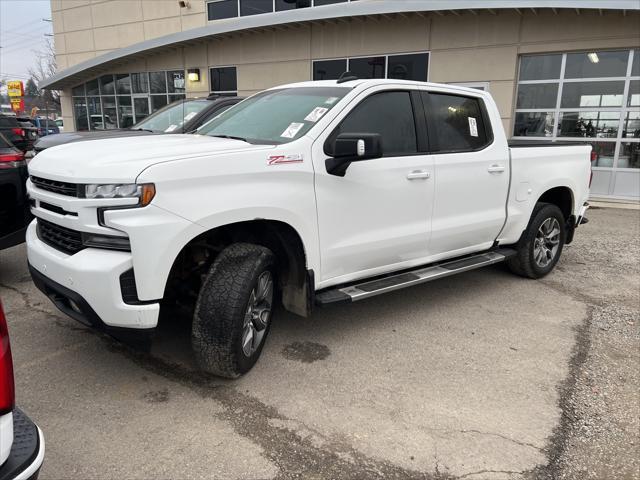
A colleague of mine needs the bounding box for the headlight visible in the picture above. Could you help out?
[85,183,155,206]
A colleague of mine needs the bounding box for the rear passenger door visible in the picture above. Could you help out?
[423,91,510,257]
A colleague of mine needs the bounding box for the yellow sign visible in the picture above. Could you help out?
[7,80,24,97]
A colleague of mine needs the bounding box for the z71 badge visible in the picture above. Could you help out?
[267,154,304,166]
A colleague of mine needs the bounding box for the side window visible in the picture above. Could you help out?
[424,93,490,153]
[330,91,417,156]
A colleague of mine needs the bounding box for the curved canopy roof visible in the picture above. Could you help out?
[40,0,639,89]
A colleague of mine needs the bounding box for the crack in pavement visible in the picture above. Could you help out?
[0,281,64,319]
[458,429,544,453]
[458,469,524,479]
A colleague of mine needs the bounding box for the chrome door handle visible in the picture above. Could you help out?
[407,170,431,180]
[487,164,505,173]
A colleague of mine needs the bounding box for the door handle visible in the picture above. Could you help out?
[487,164,506,173]
[407,170,431,180]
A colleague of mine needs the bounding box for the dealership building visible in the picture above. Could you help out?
[41,0,639,199]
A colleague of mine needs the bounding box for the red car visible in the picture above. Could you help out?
[0,300,45,479]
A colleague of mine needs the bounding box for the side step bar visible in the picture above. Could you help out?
[316,248,517,305]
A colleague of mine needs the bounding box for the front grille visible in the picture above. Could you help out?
[31,176,80,197]
[37,218,84,255]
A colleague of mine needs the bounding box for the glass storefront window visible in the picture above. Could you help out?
[149,72,167,93]
[73,97,88,131]
[519,54,562,81]
[619,142,640,169]
[210,66,237,93]
[207,0,238,20]
[558,111,620,138]
[101,96,118,129]
[516,83,558,109]
[131,73,149,94]
[151,95,168,112]
[275,0,310,10]
[628,80,640,107]
[240,0,272,16]
[623,111,640,138]
[561,81,625,108]
[99,75,115,95]
[86,79,99,96]
[167,71,185,93]
[72,69,184,130]
[590,142,617,168]
[117,96,134,128]
[564,50,629,79]
[387,53,428,81]
[349,56,385,79]
[116,74,131,95]
[514,112,555,137]
[514,49,640,197]
[313,59,347,80]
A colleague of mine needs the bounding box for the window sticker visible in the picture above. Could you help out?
[304,107,329,123]
[281,122,305,139]
[325,97,339,105]
[468,117,478,137]
[184,111,198,121]
[165,124,178,132]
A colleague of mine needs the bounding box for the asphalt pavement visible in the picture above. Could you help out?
[0,207,637,480]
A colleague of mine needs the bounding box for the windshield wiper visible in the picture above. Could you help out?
[210,134,249,143]
[130,128,155,133]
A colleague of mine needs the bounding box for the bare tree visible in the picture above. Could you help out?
[28,38,60,107]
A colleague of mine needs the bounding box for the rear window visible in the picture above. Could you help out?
[0,116,18,128]
[423,93,491,153]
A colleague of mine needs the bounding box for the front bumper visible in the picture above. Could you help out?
[0,409,44,480]
[26,220,159,332]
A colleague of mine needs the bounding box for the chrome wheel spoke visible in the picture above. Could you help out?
[241,271,274,357]
[534,217,561,268]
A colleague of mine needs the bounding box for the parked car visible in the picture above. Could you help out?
[0,133,31,250]
[0,299,45,479]
[14,118,38,150]
[33,95,242,153]
[25,79,591,378]
[29,118,59,137]
[0,116,29,153]
[54,119,63,132]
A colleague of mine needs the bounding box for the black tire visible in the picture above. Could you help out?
[192,243,276,378]
[507,203,566,279]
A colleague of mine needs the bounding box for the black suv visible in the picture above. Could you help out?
[34,94,242,153]
[0,115,30,153]
[0,132,31,250]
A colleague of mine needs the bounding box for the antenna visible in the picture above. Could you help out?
[337,71,358,84]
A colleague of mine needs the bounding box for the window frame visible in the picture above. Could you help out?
[206,0,356,21]
[312,52,430,82]
[209,65,238,96]
[323,89,428,158]
[422,91,494,155]
[513,49,639,175]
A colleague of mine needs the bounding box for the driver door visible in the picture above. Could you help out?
[312,87,435,287]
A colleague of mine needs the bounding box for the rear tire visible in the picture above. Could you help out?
[507,203,566,279]
[192,243,275,378]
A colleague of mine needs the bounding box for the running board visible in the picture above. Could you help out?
[316,248,517,305]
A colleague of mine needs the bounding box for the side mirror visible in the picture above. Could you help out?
[325,133,383,176]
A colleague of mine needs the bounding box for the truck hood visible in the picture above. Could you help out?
[34,129,155,151]
[28,134,270,183]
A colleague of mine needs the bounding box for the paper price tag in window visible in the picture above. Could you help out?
[304,107,328,123]
[281,122,305,139]
[184,112,197,121]
[165,124,178,132]
[468,117,478,137]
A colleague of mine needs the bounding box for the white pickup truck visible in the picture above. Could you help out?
[25,79,591,377]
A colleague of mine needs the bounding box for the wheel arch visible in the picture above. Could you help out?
[164,219,312,318]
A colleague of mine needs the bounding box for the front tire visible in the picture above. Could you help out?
[507,203,566,279]
[192,243,275,378]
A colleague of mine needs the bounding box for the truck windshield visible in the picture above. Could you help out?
[198,87,350,144]
[134,99,209,133]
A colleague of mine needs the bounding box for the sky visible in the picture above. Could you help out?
[0,0,53,92]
